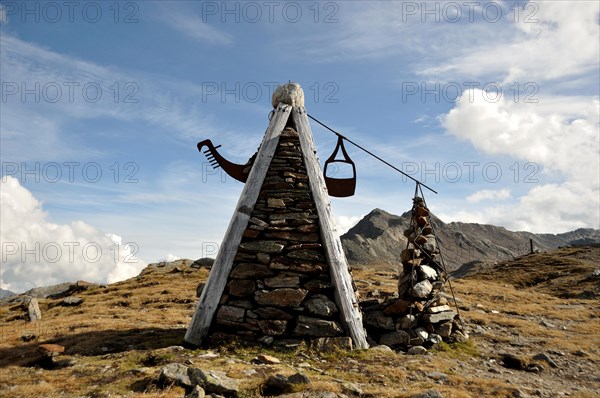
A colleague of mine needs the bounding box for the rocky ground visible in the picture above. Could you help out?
[0,246,599,398]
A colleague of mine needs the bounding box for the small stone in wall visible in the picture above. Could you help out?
[305,294,339,318]
[379,330,410,346]
[255,288,308,307]
[410,280,433,298]
[293,316,343,337]
[267,198,286,208]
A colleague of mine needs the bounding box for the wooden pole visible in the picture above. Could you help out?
[293,107,369,349]
[530,239,534,254]
[185,104,292,346]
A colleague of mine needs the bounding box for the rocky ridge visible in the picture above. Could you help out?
[341,208,600,270]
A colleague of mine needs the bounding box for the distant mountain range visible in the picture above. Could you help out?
[0,288,15,299]
[340,208,600,271]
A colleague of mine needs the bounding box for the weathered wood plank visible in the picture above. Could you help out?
[185,104,292,346]
[292,107,369,349]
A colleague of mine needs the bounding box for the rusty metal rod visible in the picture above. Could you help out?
[307,114,438,194]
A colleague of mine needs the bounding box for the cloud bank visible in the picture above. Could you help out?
[1,176,146,293]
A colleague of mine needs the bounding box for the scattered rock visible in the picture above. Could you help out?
[160,363,240,397]
[185,385,206,398]
[26,298,42,322]
[262,373,310,396]
[410,390,444,398]
[20,332,38,342]
[426,372,447,381]
[532,353,558,368]
[500,353,527,370]
[573,349,588,357]
[408,346,428,355]
[60,297,84,306]
[254,354,281,365]
[191,258,215,269]
[188,368,240,397]
[342,382,363,397]
[369,345,393,353]
[159,363,193,388]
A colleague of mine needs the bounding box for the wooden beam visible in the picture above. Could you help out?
[185,104,292,346]
[292,107,369,349]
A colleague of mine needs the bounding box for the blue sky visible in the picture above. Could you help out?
[1,1,599,292]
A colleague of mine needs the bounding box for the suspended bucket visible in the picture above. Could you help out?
[324,136,356,197]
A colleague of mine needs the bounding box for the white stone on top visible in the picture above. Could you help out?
[272,82,304,108]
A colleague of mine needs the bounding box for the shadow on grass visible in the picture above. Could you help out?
[0,327,186,367]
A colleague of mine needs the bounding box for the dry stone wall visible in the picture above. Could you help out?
[361,197,466,350]
[210,127,353,346]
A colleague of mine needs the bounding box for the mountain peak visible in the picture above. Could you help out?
[341,208,600,269]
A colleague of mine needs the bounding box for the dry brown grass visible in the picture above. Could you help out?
[1,247,599,397]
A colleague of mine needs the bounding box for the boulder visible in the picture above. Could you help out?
[60,297,84,306]
[26,298,42,322]
[262,372,310,395]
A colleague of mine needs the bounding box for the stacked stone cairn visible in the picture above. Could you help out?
[209,126,353,348]
[361,197,465,351]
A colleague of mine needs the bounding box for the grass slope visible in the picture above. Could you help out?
[0,248,598,397]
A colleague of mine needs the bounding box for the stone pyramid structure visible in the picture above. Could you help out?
[185,84,368,349]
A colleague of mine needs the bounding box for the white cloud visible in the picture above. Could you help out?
[440,89,599,232]
[441,90,599,182]
[440,181,598,233]
[441,89,600,184]
[467,189,511,203]
[163,254,181,262]
[335,215,362,235]
[420,2,600,84]
[0,176,146,293]
[158,7,233,45]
